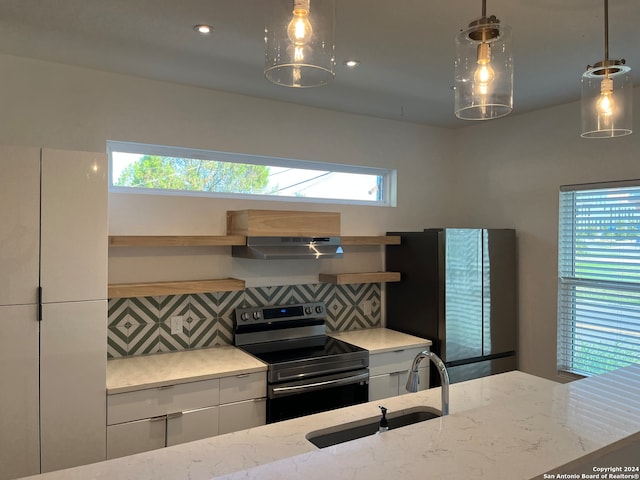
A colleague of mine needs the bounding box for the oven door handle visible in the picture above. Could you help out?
[270,371,369,398]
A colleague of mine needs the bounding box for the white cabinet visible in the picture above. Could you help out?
[106,417,167,459]
[218,372,267,435]
[219,399,267,435]
[219,372,266,434]
[0,146,40,307]
[166,407,220,447]
[0,146,41,480]
[107,379,220,425]
[107,372,266,460]
[107,379,221,460]
[40,301,107,472]
[0,305,40,480]
[39,148,108,473]
[40,148,108,303]
[369,347,430,401]
[0,146,108,478]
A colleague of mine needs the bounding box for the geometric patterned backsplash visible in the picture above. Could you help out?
[107,282,381,358]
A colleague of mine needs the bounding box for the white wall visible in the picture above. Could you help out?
[0,53,454,286]
[3,52,638,381]
[452,93,640,381]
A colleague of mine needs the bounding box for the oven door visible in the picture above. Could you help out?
[267,368,369,423]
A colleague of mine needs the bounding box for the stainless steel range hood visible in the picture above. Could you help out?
[232,236,344,260]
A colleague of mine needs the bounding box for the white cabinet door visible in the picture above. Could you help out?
[0,305,40,480]
[166,407,220,446]
[0,146,40,306]
[107,417,166,460]
[219,399,266,435]
[219,372,266,404]
[369,373,400,401]
[40,300,107,473]
[40,148,107,303]
[107,379,220,425]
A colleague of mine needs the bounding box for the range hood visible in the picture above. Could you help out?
[232,236,344,260]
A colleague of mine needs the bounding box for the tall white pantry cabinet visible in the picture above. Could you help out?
[0,146,108,479]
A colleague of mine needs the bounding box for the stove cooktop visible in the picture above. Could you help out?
[240,335,366,365]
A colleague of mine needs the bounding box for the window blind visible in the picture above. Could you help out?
[558,181,640,377]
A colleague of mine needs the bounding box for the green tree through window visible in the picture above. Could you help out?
[116,155,271,194]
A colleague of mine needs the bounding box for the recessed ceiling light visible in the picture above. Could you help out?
[193,24,213,35]
[343,59,361,68]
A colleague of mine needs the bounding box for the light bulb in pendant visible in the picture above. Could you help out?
[287,0,313,47]
[474,42,495,97]
[596,76,614,118]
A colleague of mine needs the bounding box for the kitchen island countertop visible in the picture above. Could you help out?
[20,365,640,480]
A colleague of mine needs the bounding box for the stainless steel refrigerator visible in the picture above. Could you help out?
[385,228,517,387]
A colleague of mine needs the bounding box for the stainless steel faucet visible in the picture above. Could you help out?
[406,350,450,416]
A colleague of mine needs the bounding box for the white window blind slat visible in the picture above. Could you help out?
[557,183,640,377]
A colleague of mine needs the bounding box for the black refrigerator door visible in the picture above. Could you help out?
[483,229,518,357]
[385,230,441,346]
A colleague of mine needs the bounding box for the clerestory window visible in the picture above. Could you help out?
[107,141,396,207]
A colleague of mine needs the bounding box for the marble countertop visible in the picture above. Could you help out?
[329,327,431,353]
[107,346,267,394]
[22,366,640,480]
[107,328,430,394]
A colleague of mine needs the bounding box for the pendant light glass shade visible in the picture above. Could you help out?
[580,0,632,138]
[264,0,336,88]
[454,12,513,120]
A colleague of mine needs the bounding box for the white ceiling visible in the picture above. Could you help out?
[0,0,637,128]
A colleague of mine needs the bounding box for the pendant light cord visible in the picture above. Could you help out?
[482,0,486,18]
[604,0,609,61]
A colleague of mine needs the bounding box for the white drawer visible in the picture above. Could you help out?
[369,346,429,376]
[107,418,166,459]
[218,398,266,435]
[107,378,220,425]
[166,406,219,446]
[220,372,266,404]
[369,372,401,401]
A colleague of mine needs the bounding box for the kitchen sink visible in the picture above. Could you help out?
[306,406,441,448]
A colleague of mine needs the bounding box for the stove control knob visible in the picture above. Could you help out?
[240,312,250,322]
[304,306,312,315]
[315,305,323,314]
[252,311,261,320]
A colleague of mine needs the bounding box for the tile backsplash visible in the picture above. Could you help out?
[107,283,381,358]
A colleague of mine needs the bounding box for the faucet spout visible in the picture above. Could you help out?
[405,350,449,416]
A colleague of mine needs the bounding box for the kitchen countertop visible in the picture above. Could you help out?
[21,365,640,480]
[107,345,267,394]
[107,328,429,394]
[329,327,431,353]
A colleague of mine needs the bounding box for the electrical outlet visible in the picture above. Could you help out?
[171,315,183,335]
[362,300,372,316]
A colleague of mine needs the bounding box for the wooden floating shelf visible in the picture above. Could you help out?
[108,235,246,247]
[109,235,399,247]
[108,278,246,299]
[340,236,401,246]
[318,272,401,285]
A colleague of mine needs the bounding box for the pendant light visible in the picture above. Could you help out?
[454,0,513,120]
[264,0,336,88]
[581,0,632,138]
